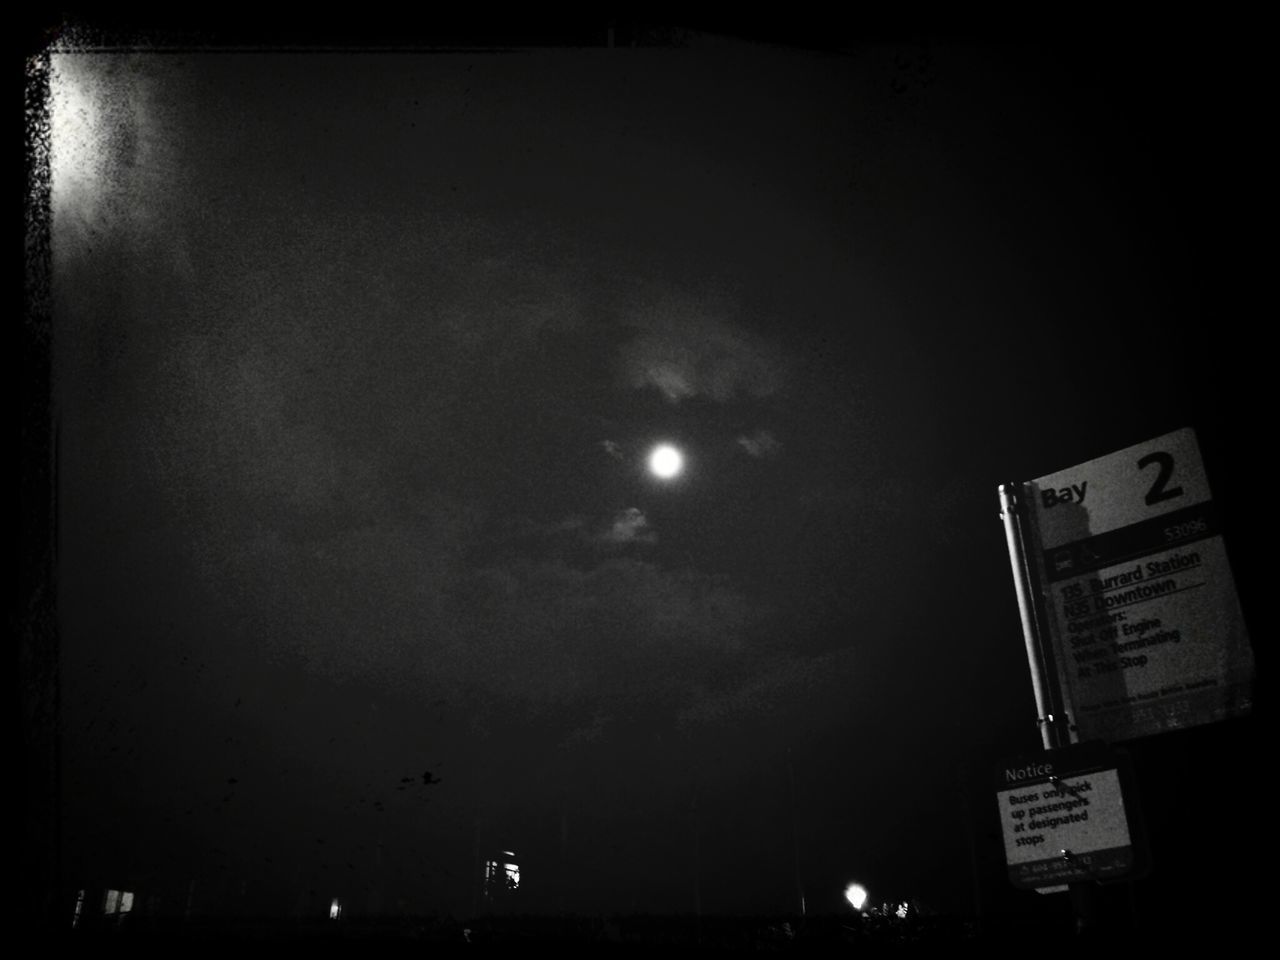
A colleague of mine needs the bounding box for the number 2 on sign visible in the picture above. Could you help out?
[1138,451,1183,506]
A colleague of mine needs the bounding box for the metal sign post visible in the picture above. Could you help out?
[999,483,1071,751]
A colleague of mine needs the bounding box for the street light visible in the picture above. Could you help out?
[844,882,869,912]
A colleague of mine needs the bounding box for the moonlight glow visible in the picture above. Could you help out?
[648,444,684,479]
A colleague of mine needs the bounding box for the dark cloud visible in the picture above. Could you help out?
[617,289,787,403]
[430,245,589,359]
[457,557,769,713]
[509,513,590,541]
[676,648,855,733]
[161,513,770,726]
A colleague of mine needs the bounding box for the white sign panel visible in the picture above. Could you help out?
[995,744,1139,889]
[1023,428,1253,742]
[998,772,1132,885]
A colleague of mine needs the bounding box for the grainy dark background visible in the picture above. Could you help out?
[23,17,1264,940]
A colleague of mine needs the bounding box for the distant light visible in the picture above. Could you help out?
[896,902,909,919]
[72,889,85,929]
[844,883,869,911]
[648,444,684,479]
[329,897,342,920]
[501,851,515,857]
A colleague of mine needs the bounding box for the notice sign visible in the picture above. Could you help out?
[996,743,1140,890]
[1022,428,1253,742]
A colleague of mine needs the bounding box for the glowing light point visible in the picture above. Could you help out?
[648,444,684,479]
[844,883,869,911]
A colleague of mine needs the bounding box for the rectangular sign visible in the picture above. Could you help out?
[1022,428,1253,742]
[996,743,1140,889]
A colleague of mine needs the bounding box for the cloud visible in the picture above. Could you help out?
[510,507,657,550]
[737,429,782,459]
[508,508,655,549]
[599,507,656,546]
[617,292,786,403]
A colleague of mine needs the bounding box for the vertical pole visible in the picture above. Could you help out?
[1000,484,1097,932]
[998,484,1069,749]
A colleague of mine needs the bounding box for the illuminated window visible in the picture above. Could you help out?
[329,897,342,920]
[102,889,135,916]
[483,852,520,900]
[72,889,85,928]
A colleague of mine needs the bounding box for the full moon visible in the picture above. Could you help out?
[648,444,684,479]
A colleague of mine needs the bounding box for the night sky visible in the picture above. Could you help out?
[36,25,1263,926]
